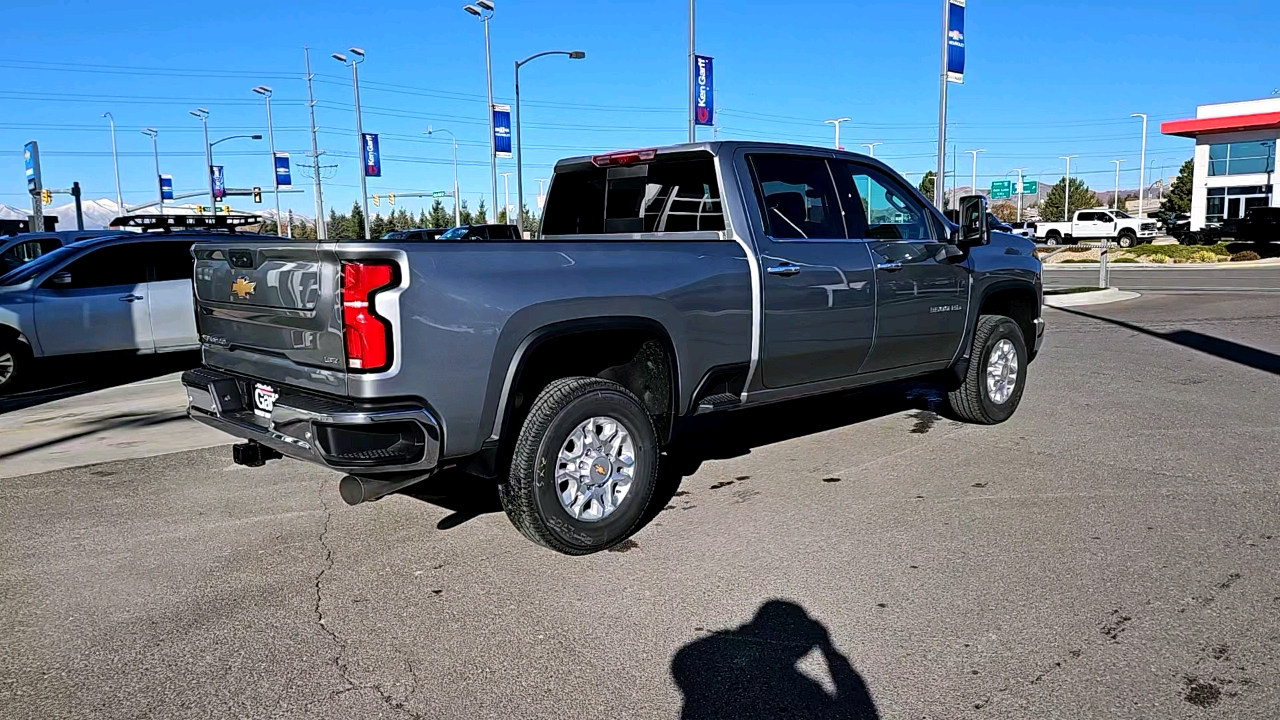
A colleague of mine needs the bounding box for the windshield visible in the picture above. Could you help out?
[439,226,469,240]
[0,245,79,286]
[1112,210,1132,218]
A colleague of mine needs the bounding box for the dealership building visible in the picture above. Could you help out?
[1162,97,1278,230]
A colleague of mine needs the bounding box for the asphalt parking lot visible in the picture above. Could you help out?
[3,292,1279,720]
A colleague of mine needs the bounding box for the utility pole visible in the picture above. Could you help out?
[304,47,327,240]
[1111,160,1124,210]
[934,0,950,210]
[1059,155,1077,222]
[688,0,696,143]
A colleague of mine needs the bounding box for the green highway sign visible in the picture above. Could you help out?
[1019,180,1038,195]
[432,190,448,198]
[990,180,1012,200]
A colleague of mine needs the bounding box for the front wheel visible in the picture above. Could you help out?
[0,337,29,395]
[499,376,659,555]
[947,315,1028,425]
[1117,231,1136,249]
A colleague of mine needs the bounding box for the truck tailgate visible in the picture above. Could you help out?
[193,242,347,394]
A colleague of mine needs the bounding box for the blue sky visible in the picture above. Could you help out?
[2,0,1277,219]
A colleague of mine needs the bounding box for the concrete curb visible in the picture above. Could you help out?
[1045,258,1280,269]
[1043,288,1140,308]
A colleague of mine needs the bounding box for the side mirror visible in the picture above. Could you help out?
[953,194,989,246]
[51,271,72,285]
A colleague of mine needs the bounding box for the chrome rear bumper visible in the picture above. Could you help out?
[182,367,440,474]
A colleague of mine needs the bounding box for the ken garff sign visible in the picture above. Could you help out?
[362,134,381,177]
[946,0,965,84]
[211,165,226,201]
[694,55,714,127]
[273,152,292,189]
[492,104,512,159]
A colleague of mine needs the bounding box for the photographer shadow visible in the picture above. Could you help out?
[672,600,881,720]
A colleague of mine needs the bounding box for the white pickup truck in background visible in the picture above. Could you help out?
[1034,209,1159,248]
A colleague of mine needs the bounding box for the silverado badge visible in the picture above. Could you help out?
[231,276,256,300]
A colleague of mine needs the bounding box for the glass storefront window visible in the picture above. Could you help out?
[1207,141,1276,176]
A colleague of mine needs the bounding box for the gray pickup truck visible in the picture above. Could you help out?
[183,141,1044,554]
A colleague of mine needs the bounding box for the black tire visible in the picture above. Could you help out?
[499,376,659,555]
[1044,231,1061,246]
[947,315,1028,425]
[1117,231,1136,249]
[0,336,29,395]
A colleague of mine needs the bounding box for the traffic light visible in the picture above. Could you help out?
[388,193,395,206]
[195,205,205,213]
[372,194,380,207]
[252,187,262,203]
[40,189,52,204]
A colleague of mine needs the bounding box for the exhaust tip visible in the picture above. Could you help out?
[338,475,370,506]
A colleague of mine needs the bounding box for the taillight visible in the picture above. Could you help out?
[590,148,657,167]
[341,261,396,372]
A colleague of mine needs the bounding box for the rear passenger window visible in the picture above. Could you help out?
[541,154,724,236]
[149,241,196,282]
[749,155,846,240]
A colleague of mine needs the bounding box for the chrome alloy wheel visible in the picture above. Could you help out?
[985,338,1019,405]
[0,350,13,387]
[555,416,636,522]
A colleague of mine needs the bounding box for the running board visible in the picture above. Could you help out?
[695,393,742,415]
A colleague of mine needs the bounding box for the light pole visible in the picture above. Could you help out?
[1111,160,1125,210]
[333,49,371,239]
[426,126,462,227]
[824,117,851,150]
[965,149,984,195]
[141,128,162,213]
[209,134,264,214]
[464,1,498,216]
[515,49,585,238]
[861,142,882,157]
[499,172,512,223]
[1131,113,1147,218]
[687,0,696,142]
[102,112,123,215]
[189,108,212,215]
[1059,155,1078,222]
[253,86,285,236]
[1009,167,1028,222]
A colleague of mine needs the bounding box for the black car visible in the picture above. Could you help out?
[437,224,523,241]
[1221,207,1280,244]
[382,228,449,241]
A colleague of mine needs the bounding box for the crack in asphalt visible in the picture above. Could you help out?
[312,479,425,719]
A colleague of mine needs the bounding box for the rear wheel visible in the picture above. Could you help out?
[499,376,659,555]
[947,315,1028,425]
[1044,231,1061,246]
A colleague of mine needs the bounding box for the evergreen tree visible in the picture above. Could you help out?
[518,203,537,237]
[917,171,936,203]
[458,199,473,226]
[1038,177,1098,223]
[370,212,390,239]
[474,198,488,224]
[327,209,346,239]
[428,199,451,228]
[418,208,430,228]
[394,207,412,231]
[348,202,367,239]
[497,206,508,224]
[1161,159,1194,215]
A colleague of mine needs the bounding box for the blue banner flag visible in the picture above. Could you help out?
[159,174,173,201]
[362,134,381,177]
[946,0,965,84]
[211,165,225,201]
[694,55,715,127]
[492,105,512,158]
[273,152,292,189]
[24,141,41,192]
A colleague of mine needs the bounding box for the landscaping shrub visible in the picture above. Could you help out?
[1189,250,1219,263]
[1146,255,1170,264]
[1231,250,1261,262]
[1112,257,1139,263]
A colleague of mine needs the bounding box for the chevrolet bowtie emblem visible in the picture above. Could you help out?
[594,464,606,475]
[231,276,256,300]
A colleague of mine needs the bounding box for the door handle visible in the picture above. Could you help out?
[119,294,144,302]
[766,264,801,277]
[876,261,904,271]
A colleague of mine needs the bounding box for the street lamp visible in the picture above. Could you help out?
[1008,167,1029,222]
[861,142,882,157]
[426,126,462,227]
[334,49,372,239]
[965,149,985,195]
[190,108,212,215]
[464,0,498,218]
[514,49,585,237]
[208,133,263,214]
[141,128,162,214]
[1059,155,1078,222]
[1111,160,1125,210]
[499,171,512,223]
[1131,113,1148,218]
[102,112,123,215]
[823,117,851,150]
[253,86,285,236]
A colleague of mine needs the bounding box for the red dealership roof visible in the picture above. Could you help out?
[1161,112,1280,138]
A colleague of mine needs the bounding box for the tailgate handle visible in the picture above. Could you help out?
[229,250,254,269]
